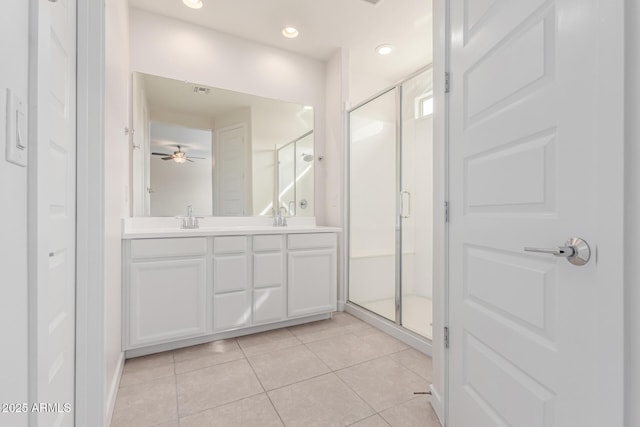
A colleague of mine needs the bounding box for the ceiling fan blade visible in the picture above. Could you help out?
[152,152,172,156]
[186,158,194,163]
[187,156,206,160]
[161,157,173,160]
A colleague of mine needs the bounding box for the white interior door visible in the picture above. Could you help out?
[31,0,76,425]
[216,124,246,216]
[448,0,624,426]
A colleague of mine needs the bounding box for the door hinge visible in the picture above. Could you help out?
[444,326,449,348]
[445,72,450,93]
[445,201,450,223]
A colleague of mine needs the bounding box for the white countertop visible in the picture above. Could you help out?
[122,217,341,239]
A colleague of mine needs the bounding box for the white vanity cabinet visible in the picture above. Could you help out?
[252,235,286,325]
[287,234,337,317]
[122,228,339,354]
[125,238,209,349]
[212,236,250,331]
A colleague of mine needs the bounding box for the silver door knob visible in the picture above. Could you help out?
[524,237,591,266]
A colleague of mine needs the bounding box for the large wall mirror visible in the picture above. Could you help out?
[131,72,315,217]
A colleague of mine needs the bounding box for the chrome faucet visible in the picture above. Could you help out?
[180,204,200,229]
[279,206,288,226]
[273,206,288,227]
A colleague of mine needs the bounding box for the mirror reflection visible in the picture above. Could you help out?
[131,72,314,217]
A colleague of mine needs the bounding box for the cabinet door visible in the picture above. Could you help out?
[214,254,249,293]
[213,291,250,331]
[128,258,207,348]
[253,287,285,324]
[253,252,283,289]
[288,249,337,317]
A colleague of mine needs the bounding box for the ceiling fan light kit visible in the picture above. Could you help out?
[151,145,205,163]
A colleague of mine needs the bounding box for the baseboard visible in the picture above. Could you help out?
[430,383,445,426]
[104,352,125,427]
[124,312,331,358]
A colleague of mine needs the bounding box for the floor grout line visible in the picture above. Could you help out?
[237,338,288,427]
[173,353,180,427]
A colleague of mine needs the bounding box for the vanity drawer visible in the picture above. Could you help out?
[130,238,207,259]
[253,235,283,252]
[214,236,248,254]
[288,233,336,250]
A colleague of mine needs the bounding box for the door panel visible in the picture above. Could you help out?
[33,0,77,426]
[448,0,623,425]
[216,124,246,216]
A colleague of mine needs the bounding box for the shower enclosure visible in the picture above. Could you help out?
[348,67,434,340]
[277,130,314,216]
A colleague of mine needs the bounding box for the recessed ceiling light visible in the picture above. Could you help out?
[282,27,299,38]
[303,105,313,110]
[183,0,203,9]
[376,44,394,55]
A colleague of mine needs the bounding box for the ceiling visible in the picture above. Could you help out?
[128,0,433,85]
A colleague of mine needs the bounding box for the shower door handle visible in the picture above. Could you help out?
[400,191,411,218]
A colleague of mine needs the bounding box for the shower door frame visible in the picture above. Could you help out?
[345,65,434,346]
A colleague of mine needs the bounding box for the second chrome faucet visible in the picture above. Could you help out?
[273,206,288,227]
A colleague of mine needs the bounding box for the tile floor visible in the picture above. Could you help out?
[111,312,440,427]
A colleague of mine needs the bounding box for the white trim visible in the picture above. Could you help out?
[432,0,449,426]
[104,352,125,427]
[27,1,41,422]
[76,0,106,426]
[593,0,625,424]
[345,303,432,356]
[429,384,445,426]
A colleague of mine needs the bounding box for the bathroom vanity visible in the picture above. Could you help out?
[121,218,340,356]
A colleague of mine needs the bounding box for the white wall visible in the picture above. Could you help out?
[325,50,347,228]
[349,71,396,108]
[0,1,29,426]
[625,0,640,424]
[324,50,348,306]
[129,8,327,222]
[104,0,129,423]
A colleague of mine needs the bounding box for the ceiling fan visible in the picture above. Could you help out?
[151,145,205,163]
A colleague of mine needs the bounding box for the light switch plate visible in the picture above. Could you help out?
[5,88,28,167]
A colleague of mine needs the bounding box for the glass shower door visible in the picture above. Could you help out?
[401,69,434,339]
[348,88,398,322]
